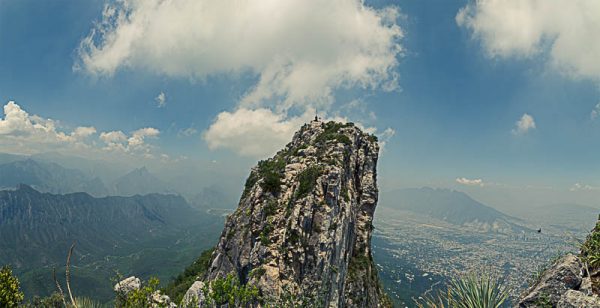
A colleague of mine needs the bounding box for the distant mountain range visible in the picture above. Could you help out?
[0,159,109,196]
[0,152,241,207]
[380,187,528,232]
[113,166,173,196]
[189,186,237,209]
[0,157,177,197]
[0,185,223,302]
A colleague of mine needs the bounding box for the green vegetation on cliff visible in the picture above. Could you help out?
[163,248,214,304]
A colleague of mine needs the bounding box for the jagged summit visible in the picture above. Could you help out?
[184,121,389,307]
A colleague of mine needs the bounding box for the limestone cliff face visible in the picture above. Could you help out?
[518,217,600,307]
[192,120,389,307]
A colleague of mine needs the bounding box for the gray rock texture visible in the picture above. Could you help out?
[186,120,390,307]
[557,290,600,308]
[518,218,600,307]
[182,281,206,307]
[518,254,583,306]
[114,276,141,294]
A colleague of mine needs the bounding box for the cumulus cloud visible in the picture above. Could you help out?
[456,0,600,81]
[77,0,403,155]
[512,113,536,135]
[591,102,600,120]
[203,108,310,157]
[570,183,600,192]
[456,177,485,187]
[155,91,166,108]
[77,0,402,109]
[100,127,160,154]
[0,101,97,151]
[72,126,97,139]
[0,100,162,158]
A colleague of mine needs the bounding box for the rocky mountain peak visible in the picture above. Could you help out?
[184,120,390,307]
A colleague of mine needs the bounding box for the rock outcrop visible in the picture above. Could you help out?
[115,276,177,308]
[185,120,390,307]
[518,218,600,307]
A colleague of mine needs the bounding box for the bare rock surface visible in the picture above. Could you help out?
[519,218,600,307]
[185,120,390,307]
[557,290,600,308]
[114,276,141,294]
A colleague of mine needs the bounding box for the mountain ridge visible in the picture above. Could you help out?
[0,185,221,302]
[381,187,529,233]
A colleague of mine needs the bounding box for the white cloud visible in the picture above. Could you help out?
[0,101,97,151]
[591,102,600,120]
[72,126,97,139]
[0,100,163,158]
[100,127,160,153]
[203,107,395,158]
[77,0,403,154]
[377,127,395,154]
[203,108,310,157]
[77,0,402,110]
[512,113,536,135]
[456,177,484,187]
[155,91,166,108]
[456,0,600,81]
[570,183,600,192]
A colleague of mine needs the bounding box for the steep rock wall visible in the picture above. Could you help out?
[189,120,389,307]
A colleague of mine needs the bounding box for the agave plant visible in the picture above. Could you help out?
[74,297,106,308]
[581,225,600,267]
[416,272,509,308]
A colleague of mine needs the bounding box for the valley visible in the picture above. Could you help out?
[373,207,581,306]
[0,186,224,302]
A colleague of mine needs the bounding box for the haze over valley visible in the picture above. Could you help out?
[1,0,600,307]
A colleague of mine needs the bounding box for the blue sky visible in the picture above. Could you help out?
[1,0,599,207]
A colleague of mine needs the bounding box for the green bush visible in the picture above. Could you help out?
[533,293,552,308]
[257,158,286,194]
[242,172,258,198]
[264,199,278,217]
[295,165,323,198]
[0,265,24,307]
[163,248,214,304]
[416,272,509,308]
[581,220,600,268]
[204,273,260,306]
[315,122,352,146]
[115,277,160,308]
[22,292,64,308]
[260,222,273,245]
[291,143,308,156]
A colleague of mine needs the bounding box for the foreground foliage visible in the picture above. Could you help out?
[203,273,260,306]
[163,248,214,304]
[0,265,24,307]
[416,272,509,308]
[115,276,161,308]
[581,219,600,268]
[21,292,63,307]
